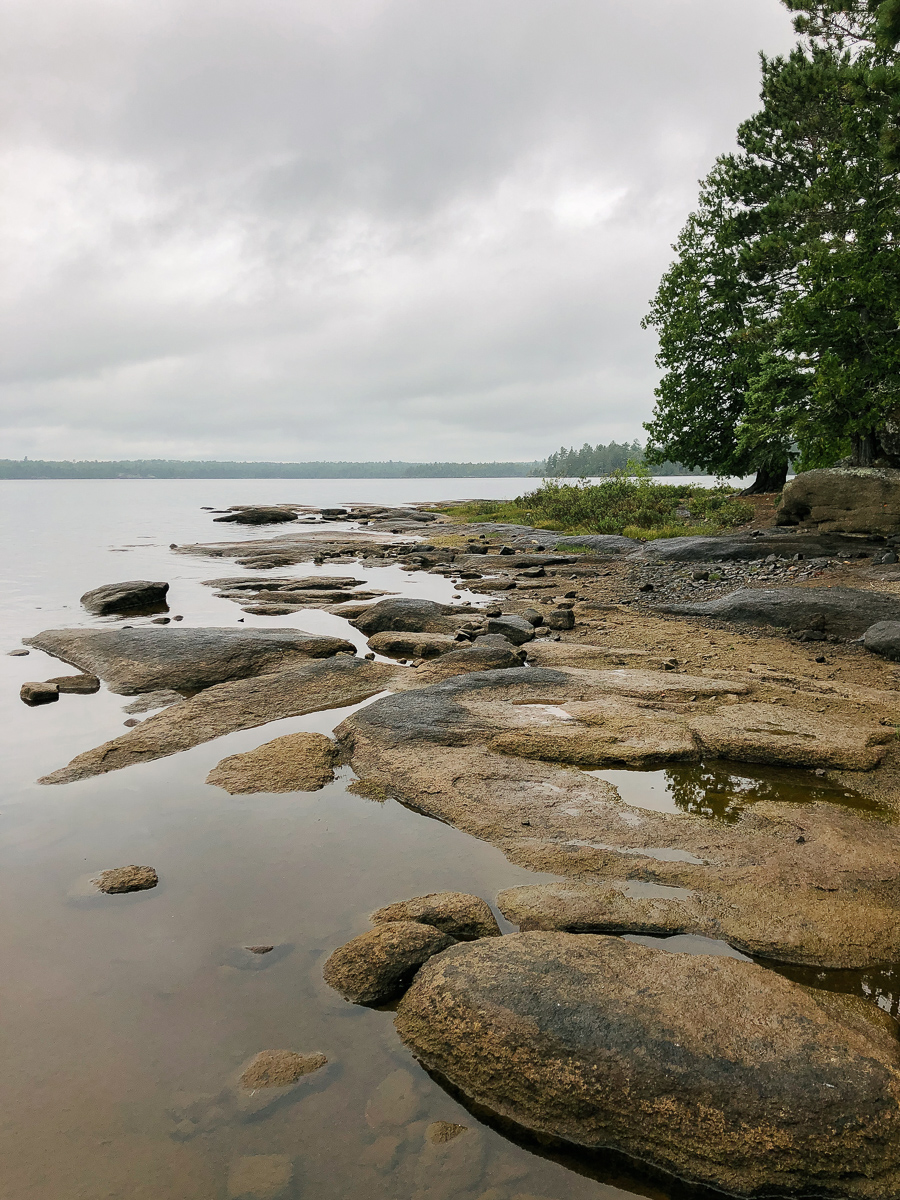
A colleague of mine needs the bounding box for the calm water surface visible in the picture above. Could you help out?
[0,479,886,1200]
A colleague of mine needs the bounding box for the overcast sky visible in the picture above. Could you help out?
[0,0,796,463]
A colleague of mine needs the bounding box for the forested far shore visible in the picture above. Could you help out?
[0,448,701,480]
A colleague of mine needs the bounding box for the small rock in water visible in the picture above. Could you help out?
[123,717,141,727]
[427,1121,468,1144]
[7,648,28,656]
[151,616,171,625]
[80,580,169,615]
[239,1049,327,1090]
[93,865,158,893]
[226,1154,293,1200]
[20,681,59,706]
[323,922,455,1005]
[246,945,274,955]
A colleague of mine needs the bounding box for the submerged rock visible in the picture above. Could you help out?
[80,579,169,615]
[777,466,900,534]
[323,921,455,1005]
[93,865,158,893]
[371,892,501,940]
[239,1049,327,1089]
[395,933,900,1199]
[206,731,337,794]
[662,586,900,638]
[25,626,356,695]
[40,657,400,784]
[227,1155,294,1200]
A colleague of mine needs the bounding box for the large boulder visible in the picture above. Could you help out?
[206,731,337,794]
[323,921,454,1005]
[661,586,900,638]
[863,621,900,660]
[24,626,356,695]
[39,657,401,784]
[395,933,900,1199]
[484,615,535,645]
[80,580,169,615]
[777,467,900,534]
[353,598,459,636]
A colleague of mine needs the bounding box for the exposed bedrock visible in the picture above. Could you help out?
[39,657,401,784]
[213,506,299,524]
[629,528,882,562]
[80,579,169,615]
[394,933,900,1199]
[24,626,356,695]
[366,631,459,659]
[661,585,900,638]
[334,668,899,967]
[777,466,900,535]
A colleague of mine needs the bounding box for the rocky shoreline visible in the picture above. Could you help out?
[13,482,900,1200]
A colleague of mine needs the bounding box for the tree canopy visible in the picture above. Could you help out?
[643,0,900,487]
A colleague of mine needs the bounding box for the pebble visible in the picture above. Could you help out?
[7,648,28,656]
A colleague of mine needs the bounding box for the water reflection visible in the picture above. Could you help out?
[596,761,883,823]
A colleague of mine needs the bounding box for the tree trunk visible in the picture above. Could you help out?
[851,431,881,466]
[740,459,789,496]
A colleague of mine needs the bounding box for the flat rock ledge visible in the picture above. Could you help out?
[660,586,900,638]
[395,933,900,1199]
[206,731,337,794]
[40,657,400,784]
[25,626,357,695]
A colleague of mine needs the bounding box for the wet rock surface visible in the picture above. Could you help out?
[80,579,169,614]
[662,585,900,638]
[93,865,158,893]
[395,933,900,1199]
[25,626,356,695]
[323,921,456,1005]
[336,668,900,967]
[206,731,337,794]
[371,892,501,940]
[40,656,400,783]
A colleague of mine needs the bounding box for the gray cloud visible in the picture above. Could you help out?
[0,0,795,461]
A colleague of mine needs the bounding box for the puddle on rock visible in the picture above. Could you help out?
[593,760,883,823]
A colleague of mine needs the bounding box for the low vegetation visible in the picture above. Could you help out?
[431,470,751,540]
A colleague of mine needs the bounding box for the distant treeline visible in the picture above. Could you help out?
[0,458,540,480]
[533,441,702,477]
[0,447,701,480]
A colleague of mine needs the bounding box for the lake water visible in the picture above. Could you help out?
[0,477,851,1200]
